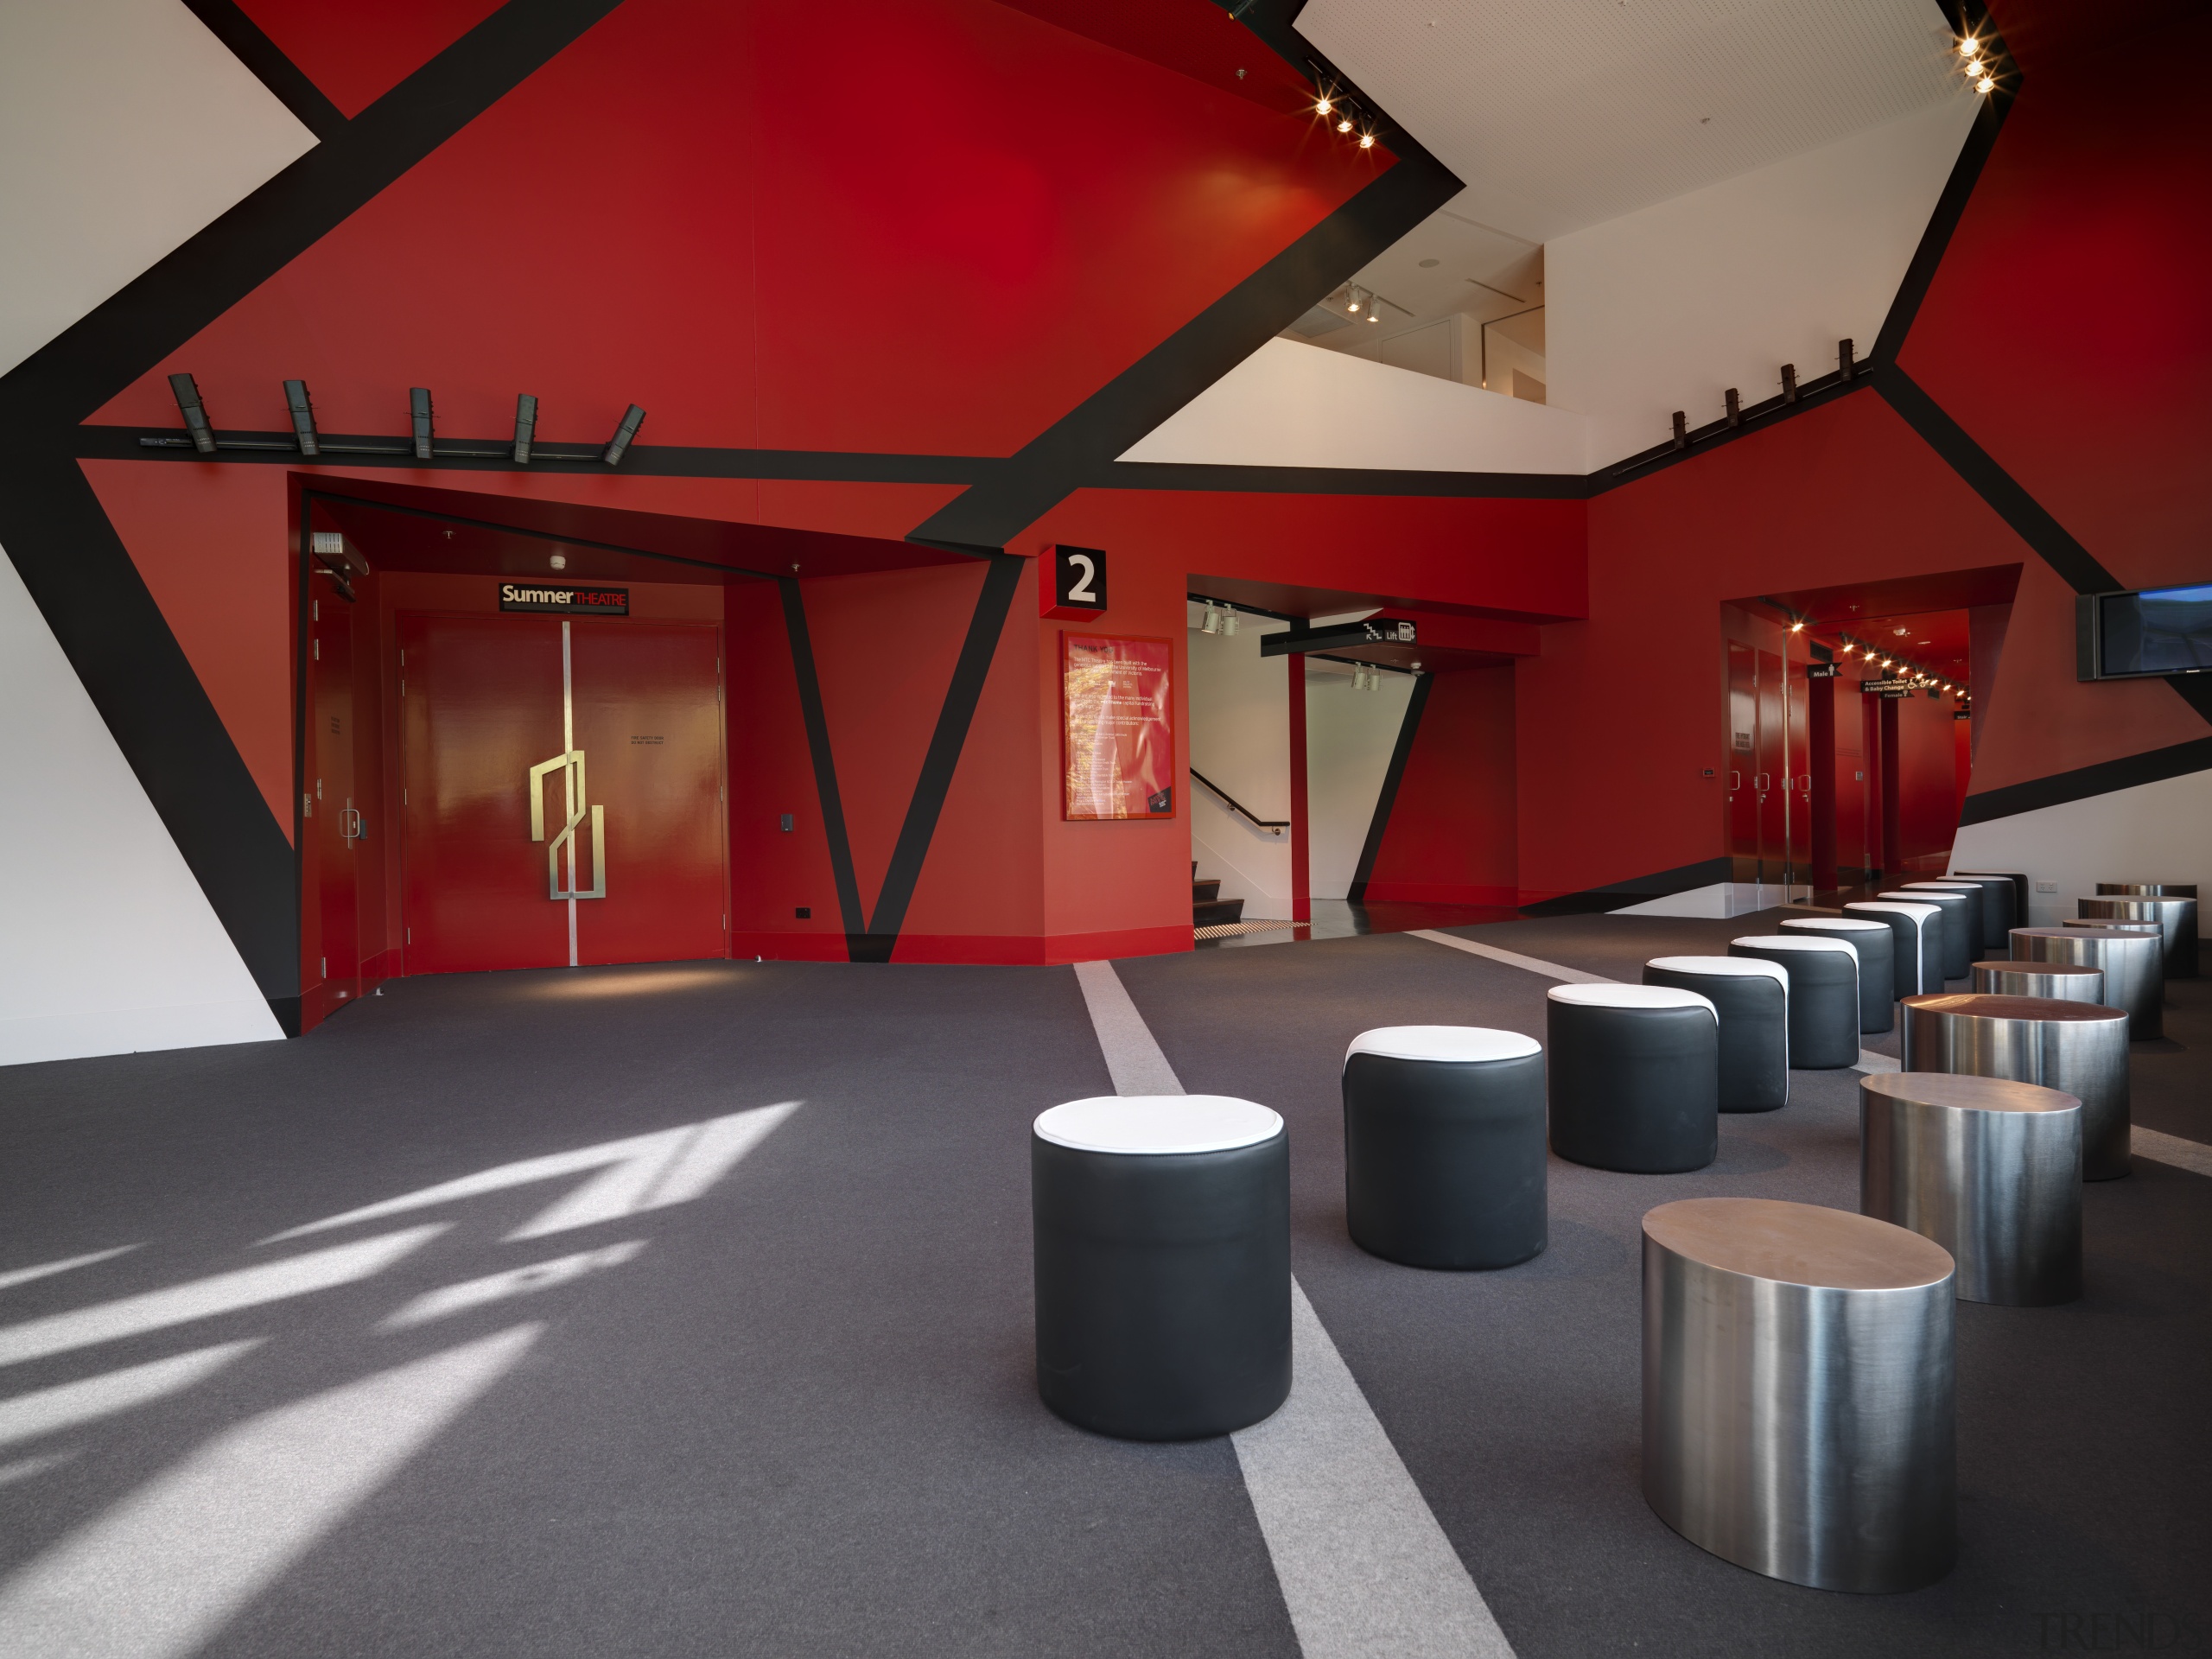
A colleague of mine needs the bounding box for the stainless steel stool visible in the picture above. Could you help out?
[1643,1198,1955,1593]
[1859,1072,2082,1306]
[1891,886,1977,979]
[2013,925,2164,1040]
[1901,993,2132,1180]
[1972,961,2103,1002]
[2079,894,2197,978]
[1846,900,1942,996]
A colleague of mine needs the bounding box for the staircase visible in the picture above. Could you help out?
[1193,861,1245,929]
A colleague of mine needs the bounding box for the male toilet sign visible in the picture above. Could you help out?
[1040,544,1108,618]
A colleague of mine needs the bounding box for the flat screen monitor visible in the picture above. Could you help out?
[2076,583,2212,680]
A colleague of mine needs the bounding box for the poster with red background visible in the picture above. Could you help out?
[1062,633,1174,820]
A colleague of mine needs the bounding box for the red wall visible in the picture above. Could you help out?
[1361,666,1517,906]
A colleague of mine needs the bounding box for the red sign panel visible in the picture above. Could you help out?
[1063,632,1174,820]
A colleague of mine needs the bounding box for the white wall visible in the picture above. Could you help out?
[1122,337,1587,474]
[0,0,315,374]
[1187,613,1294,917]
[1305,661,1415,900]
[1949,770,2212,931]
[0,545,282,1066]
[1545,96,1976,469]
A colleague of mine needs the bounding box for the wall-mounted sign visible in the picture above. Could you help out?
[1260,617,1416,658]
[499,582,628,615]
[1859,677,1912,696]
[1806,662,1839,679]
[1062,632,1173,820]
[1041,545,1108,619]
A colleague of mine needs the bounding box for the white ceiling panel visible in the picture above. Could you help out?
[1300,0,1965,243]
[0,0,315,377]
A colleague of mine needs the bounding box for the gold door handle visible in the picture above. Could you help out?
[529,749,606,900]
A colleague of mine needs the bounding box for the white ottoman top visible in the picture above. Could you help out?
[1548,983,1715,1015]
[1346,1026,1540,1065]
[1781,917,1887,932]
[1879,890,1960,905]
[1646,955,1788,985]
[1034,1095,1281,1154]
[1732,934,1858,956]
[1904,880,1983,890]
[1853,899,1938,918]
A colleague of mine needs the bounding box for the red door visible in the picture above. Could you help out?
[309,578,362,1011]
[1726,641,1757,869]
[1754,648,1786,880]
[400,613,727,974]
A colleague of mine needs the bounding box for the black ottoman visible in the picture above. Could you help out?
[1889,887,1975,981]
[1846,899,1943,996]
[1730,936,1861,1070]
[1546,985,1719,1173]
[1643,957,1789,1112]
[1779,916,1896,1033]
[1033,1096,1290,1440]
[1343,1026,1546,1270]
[1945,874,2018,949]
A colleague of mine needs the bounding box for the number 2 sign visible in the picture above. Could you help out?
[1040,544,1108,619]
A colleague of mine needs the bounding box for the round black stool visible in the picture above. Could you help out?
[1779,916,1896,1033]
[1844,900,1942,997]
[1643,957,1788,1111]
[1546,985,1719,1173]
[1343,1026,1546,1269]
[1886,888,1974,981]
[1033,1096,1289,1440]
[1730,936,1860,1070]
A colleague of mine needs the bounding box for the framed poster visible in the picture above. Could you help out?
[1062,632,1174,820]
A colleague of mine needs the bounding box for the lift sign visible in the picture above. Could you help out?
[498,582,628,616]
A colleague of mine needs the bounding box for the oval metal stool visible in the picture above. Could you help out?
[1859,1072,2082,1306]
[1845,900,1942,996]
[1643,1198,1955,1593]
[2012,925,2164,1040]
[1780,916,1895,1032]
[1900,993,2132,1180]
[1032,1096,1289,1440]
[1342,1027,1546,1270]
[2079,894,2197,978]
[1972,961,2103,1002]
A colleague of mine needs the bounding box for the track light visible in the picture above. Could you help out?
[283,379,318,456]
[1336,116,1353,132]
[168,372,216,454]
[1789,620,1804,633]
[1316,94,1333,115]
[410,387,434,460]
[1200,601,1221,635]
[601,404,646,467]
[1223,607,1239,637]
[1975,73,1995,92]
[1958,35,1978,56]
[512,393,537,465]
[1357,130,1376,149]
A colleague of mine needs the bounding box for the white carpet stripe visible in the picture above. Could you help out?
[1407,931,1613,984]
[2133,1127,2212,1177]
[1069,960,1516,1659]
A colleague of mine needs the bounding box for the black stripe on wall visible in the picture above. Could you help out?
[776,580,868,950]
[854,554,1027,962]
[181,0,348,143]
[1518,856,1734,918]
[1345,672,1431,903]
[1959,735,2212,827]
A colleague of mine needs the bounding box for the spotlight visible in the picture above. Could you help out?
[1223,607,1239,637]
[1369,311,1379,322]
[168,372,216,454]
[1790,620,1804,633]
[283,379,318,456]
[1316,95,1332,115]
[512,393,537,465]
[550,553,568,571]
[1200,601,1221,636]
[1958,35,1979,56]
[1336,117,1354,133]
[1975,73,1995,92]
[1358,130,1376,149]
[601,403,646,467]
[410,387,435,461]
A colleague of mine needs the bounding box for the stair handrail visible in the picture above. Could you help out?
[1188,767,1288,836]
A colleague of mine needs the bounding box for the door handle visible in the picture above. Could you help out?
[1728,771,1742,791]
[530,749,606,900]
[340,802,364,841]
[1754,772,1770,791]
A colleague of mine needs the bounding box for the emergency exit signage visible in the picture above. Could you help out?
[499,582,628,615]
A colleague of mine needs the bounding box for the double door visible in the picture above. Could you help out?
[1725,642,1808,882]
[399,612,728,973]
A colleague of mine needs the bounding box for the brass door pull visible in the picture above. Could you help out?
[529,750,606,899]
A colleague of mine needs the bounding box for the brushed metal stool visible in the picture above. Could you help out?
[1643,1198,1955,1593]
[2013,925,2164,1039]
[1901,993,2132,1180]
[1859,1072,2082,1306]
[2079,894,2197,978]
[1972,961,2104,1002]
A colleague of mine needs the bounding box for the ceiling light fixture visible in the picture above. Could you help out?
[1316,95,1332,115]
[1959,35,1979,56]
[1975,73,1995,93]
[1358,130,1376,149]
[1336,116,1354,133]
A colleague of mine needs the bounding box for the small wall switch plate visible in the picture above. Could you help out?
[2036,880,2057,893]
